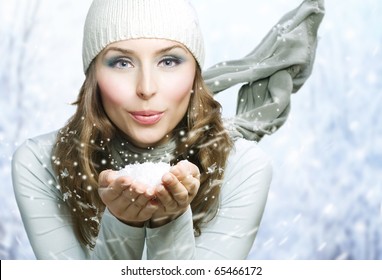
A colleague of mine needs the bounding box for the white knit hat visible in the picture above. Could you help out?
[82,0,205,73]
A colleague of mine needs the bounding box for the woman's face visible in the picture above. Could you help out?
[96,38,196,148]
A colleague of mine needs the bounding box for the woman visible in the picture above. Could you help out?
[12,0,324,259]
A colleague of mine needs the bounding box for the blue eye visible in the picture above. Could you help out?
[159,56,183,68]
[107,57,132,69]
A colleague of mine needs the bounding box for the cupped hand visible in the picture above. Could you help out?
[98,169,158,227]
[150,160,200,227]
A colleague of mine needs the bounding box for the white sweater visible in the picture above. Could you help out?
[12,131,271,259]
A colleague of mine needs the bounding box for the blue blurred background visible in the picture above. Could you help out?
[1,0,381,259]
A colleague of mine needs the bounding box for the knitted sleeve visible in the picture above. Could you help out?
[195,139,272,259]
[11,133,146,260]
[203,0,325,141]
[12,135,90,259]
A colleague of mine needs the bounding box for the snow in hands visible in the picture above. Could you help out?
[117,162,171,189]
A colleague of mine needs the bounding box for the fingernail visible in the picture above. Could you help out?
[156,185,165,192]
[146,188,154,196]
[163,174,172,184]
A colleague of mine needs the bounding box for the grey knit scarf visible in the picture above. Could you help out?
[203,0,325,141]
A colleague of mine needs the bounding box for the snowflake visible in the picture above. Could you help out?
[62,191,72,202]
[207,163,217,174]
[60,168,69,178]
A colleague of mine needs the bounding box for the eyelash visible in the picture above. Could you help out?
[106,56,183,69]
[107,57,132,69]
[158,56,183,68]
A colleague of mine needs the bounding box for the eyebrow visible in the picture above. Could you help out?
[103,44,189,57]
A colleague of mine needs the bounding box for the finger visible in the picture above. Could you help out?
[133,199,159,221]
[115,180,149,205]
[170,162,200,197]
[154,184,176,209]
[161,173,189,208]
[186,161,201,179]
[171,160,200,182]
[98,176,133,203]
[98,169,118,188]
[144,186,157,198]
[105,185,151,219]
[124,193,149,215]
[178,160,201,178]
[117,193,158,222]
[177,175,200,197]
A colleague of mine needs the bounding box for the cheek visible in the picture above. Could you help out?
[97,73,131,106]
[161,73,194,103]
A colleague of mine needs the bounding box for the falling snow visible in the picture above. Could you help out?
[1,0,382,260]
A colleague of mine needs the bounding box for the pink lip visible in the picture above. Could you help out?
[129,111,164,125]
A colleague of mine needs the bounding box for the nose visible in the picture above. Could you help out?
[136,67,157,99]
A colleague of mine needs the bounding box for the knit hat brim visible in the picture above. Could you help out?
[82,0,205,73]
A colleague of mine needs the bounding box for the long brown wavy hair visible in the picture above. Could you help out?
[52,60,233,248]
